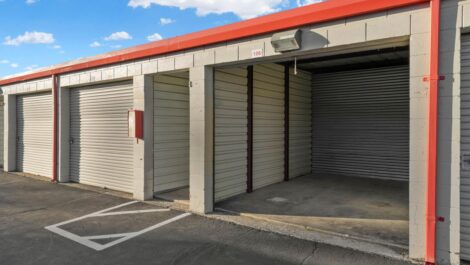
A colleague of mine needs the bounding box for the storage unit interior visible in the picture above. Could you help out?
[153,71,190,204]
[215,46,411,248]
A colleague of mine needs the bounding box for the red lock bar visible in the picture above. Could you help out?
[128,109,144,139]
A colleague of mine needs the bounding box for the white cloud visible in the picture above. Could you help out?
[110,44,122,49]
[52,44,61,49]
[4,31,55,46]
[59,50,66,54]
[10,63,19,68]
[0,59,9,64]
[104,31,132,41]
[147,33,163,42]
[296,0,323,6]
[26,0,38,4]
[89,41,101,48]
[160,17,175,25]
[25,64,38,71]
[128,0,284,19]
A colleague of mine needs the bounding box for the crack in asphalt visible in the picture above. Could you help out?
[299,242,318,265]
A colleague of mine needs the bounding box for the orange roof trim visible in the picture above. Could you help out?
[0,0,429,86]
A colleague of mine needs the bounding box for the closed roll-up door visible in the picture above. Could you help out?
[16,92,53,177]
[0,96,4,167]
[154,73,189,193]
[214,67,248,202]
[253,64,285,189]
[461,34,470,261]
[70,81,134,193]
[289,68,312,179]
[312,65,409,181]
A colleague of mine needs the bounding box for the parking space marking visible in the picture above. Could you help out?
[45,201,191,251]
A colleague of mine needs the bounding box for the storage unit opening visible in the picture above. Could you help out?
[214,46,411,248]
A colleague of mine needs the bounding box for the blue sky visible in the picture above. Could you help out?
[0,0,321,77]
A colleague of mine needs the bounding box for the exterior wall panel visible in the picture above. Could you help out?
[16,92,53,177]
[153,73,190,193]
[69,81,134,192]
[461,33,470,262]
[214,67,248,202]
[0,96,4,167]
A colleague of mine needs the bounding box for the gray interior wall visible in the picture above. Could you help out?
[153,72,190,193]
[289,68,312,179]
[253,63,285,189]
[311,65,410,181]
[214,67,248,202]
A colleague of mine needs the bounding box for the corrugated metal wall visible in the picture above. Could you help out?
[214,67,248,202]
[289,68,312,179]
[461,33,470,261]
[312,65,410,181]
[153,72,190,193]
[69,81,134,193]
[253,64,285,189]
[16,92,53,177]
[0,96,4,167]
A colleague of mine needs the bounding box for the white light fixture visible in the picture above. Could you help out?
[271,29,302,53]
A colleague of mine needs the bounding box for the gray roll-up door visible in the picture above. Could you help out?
[461,33,470,261]
[312,65,409,181]
[253,64,285,189]
[69,81,134,193]
[0,96,4,168]
[214,67,248,202]
[16,92,53,177]
[154,73,190,193]
[289,68,312,179]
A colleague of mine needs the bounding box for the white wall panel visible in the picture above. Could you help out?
[214,67,248,202]
[16,92,53,177]
[69,81,134,193]
[153,72,190,193]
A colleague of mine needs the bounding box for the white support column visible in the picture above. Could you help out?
[58,83,70,182]
[133,75,154,200]
[4,94,16,172]
[189,66,214,213]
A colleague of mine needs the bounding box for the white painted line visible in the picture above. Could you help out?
[45,225,105,251]
[98,213,192,250]
[83,233,135,240]
[95,208,170,217]
[48,201,139,227]
[45,201,192,251]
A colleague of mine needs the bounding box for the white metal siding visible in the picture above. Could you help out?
[214,67,248,202]
[16,92,53,177]
[69,81,134,193]
[253,64,285,189]
[312,65,410,181]
[153,73,190,193]
[289,68,312,179]
[0,96,4,167]
[461,34,470,261]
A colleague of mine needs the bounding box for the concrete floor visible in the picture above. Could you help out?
[0,172,413,265]
[216,174,409,248]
